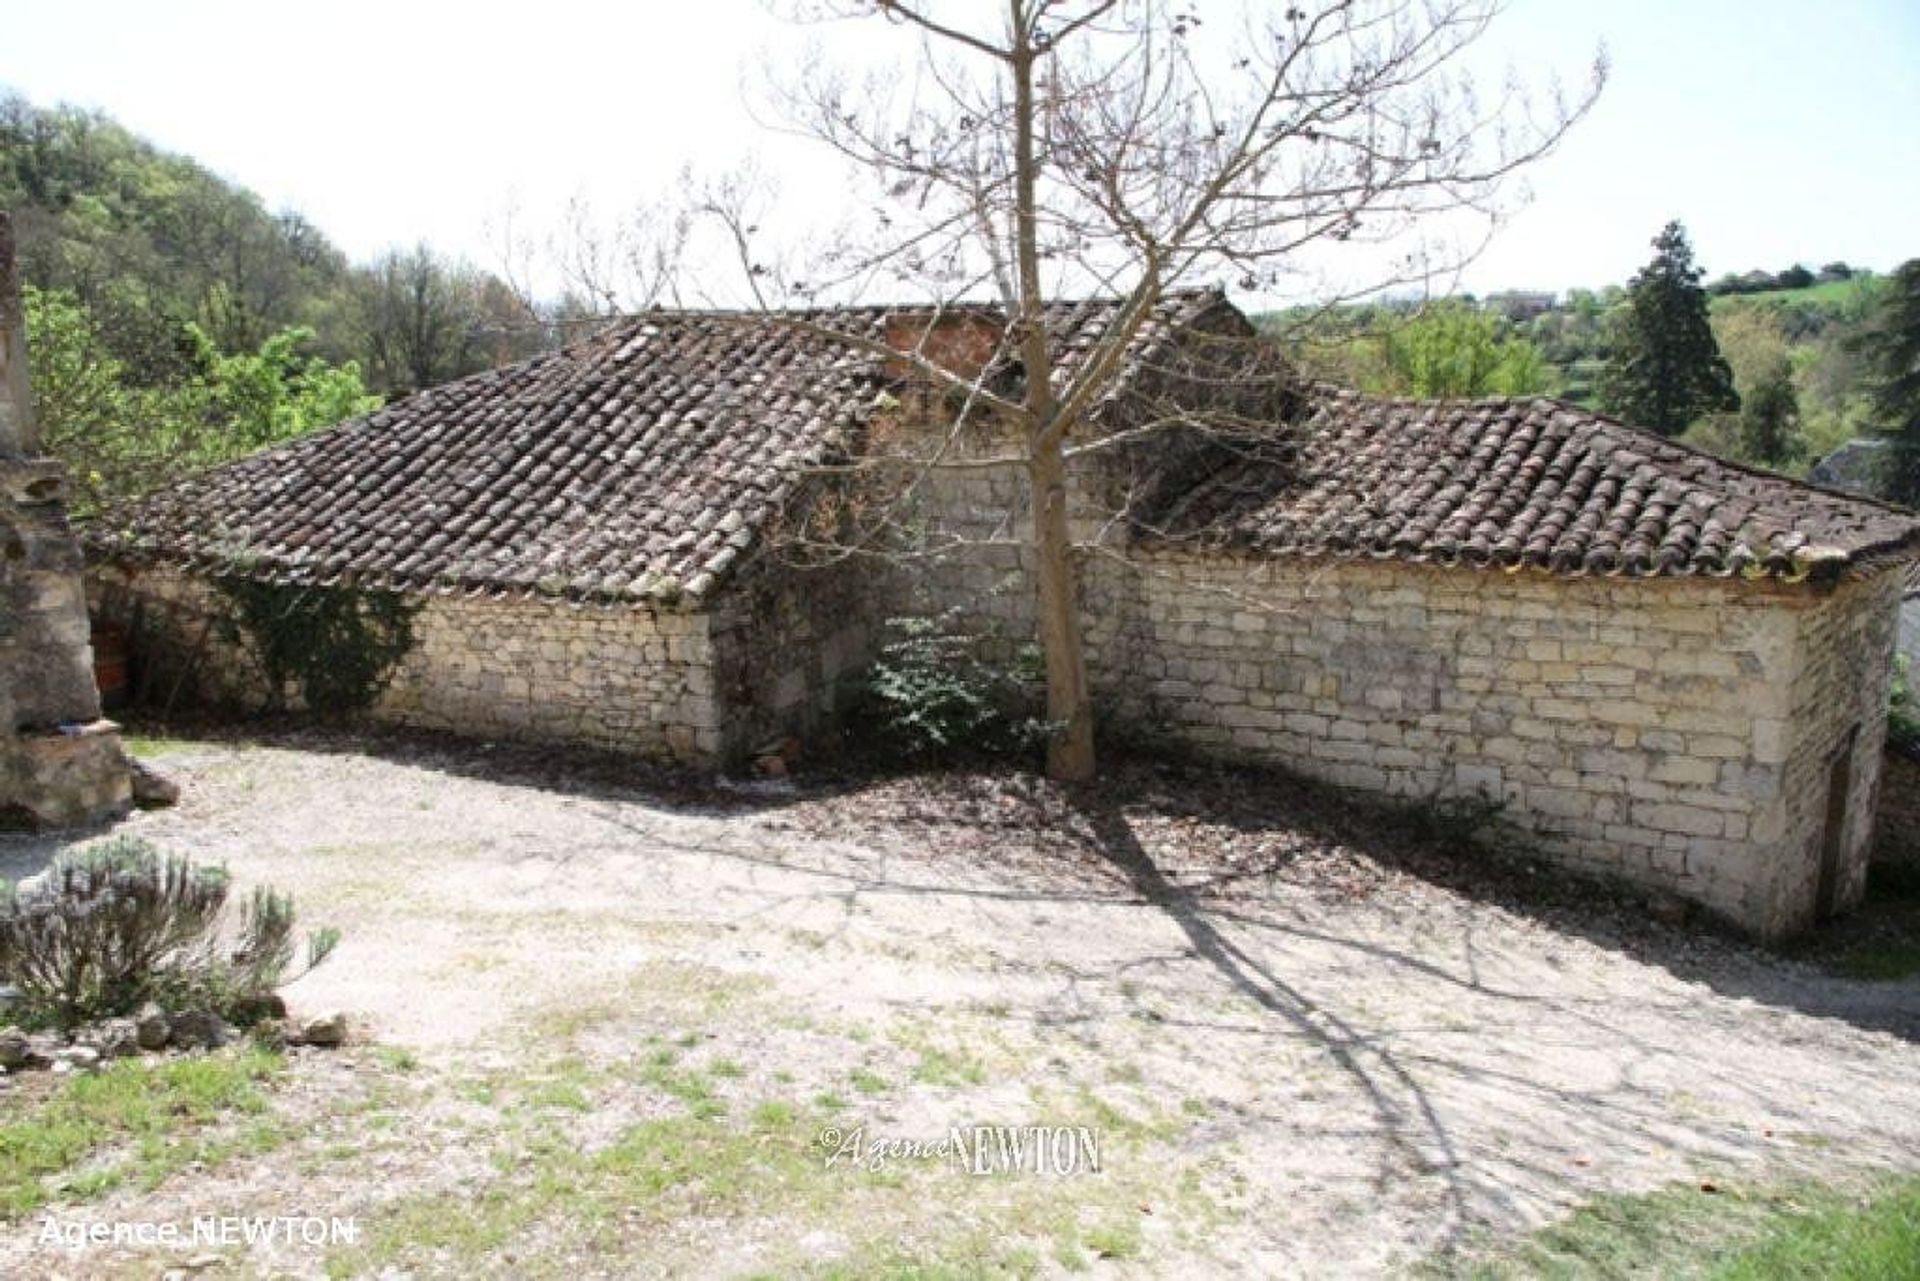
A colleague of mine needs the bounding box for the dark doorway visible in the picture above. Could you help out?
[1815,725,1860,922]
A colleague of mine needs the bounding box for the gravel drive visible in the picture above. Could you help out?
[2,729,1916,1277]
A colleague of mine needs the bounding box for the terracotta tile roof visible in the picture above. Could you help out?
[86,292,1917,600]
[1145,389,1920,581]
[86,293,1226,603]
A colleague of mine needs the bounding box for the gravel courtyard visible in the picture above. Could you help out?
[2,730,1917,1277]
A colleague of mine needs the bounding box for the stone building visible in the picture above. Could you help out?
[0,212,129,827]
[86,292,1918,937]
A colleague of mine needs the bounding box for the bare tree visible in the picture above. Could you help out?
[735,0,1605,781]
[355,245,495,395]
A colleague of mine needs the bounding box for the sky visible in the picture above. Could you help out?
[3,0,1917,305]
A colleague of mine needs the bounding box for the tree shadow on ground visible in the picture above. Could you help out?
[58,714,1920,1044]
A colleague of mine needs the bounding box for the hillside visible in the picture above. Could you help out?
[0,92,555,509]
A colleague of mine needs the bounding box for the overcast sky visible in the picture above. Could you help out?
[4,0,1916,304]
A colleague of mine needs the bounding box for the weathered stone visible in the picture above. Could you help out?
[53,1044,101,1071]
[128,756,181,807]
[81,466,1908,945]
[81,1018,141,1059]
[298,1010,348,1047]
[134,1002,171,1051]
[169,1009,233,1050]
[0,1025,27,1069]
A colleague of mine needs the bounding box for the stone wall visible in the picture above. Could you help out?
[708,543,878,761]
[1769,565,1904,931]
[90,556,875,768]
[381,594,722,761]
[90,566,728,763]
[1083,551,1904,939]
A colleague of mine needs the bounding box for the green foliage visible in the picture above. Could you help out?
[3,90,544,511]
[212,579,419,715]
[1264,263,1888,478]
[1378,302,1551,398]
[1855,258,1920,505]
[865,610,1044,760]
[0,837,334,1030]
[1738,357,1801,466]
[1600,221,1741,435]
[1271,300,1551,399]
[24,285,379,512]
[1892,655,1917,747]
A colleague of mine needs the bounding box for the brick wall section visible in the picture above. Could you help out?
[1082,552,1902,939]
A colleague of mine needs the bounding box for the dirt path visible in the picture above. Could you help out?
[3,734,1917,1277]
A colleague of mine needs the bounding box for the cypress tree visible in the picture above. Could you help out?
[1858,258,1920,506]
[1600,221,1740,435]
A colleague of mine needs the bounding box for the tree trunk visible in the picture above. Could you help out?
[1031,436,1095,781]
[1006,2,1096,782]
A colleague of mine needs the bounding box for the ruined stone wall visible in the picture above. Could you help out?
[1084,551,1902,939]
[89,566,727,763]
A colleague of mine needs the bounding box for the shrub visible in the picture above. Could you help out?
[0,837,337,1030]
[1892,655,1918,753]
[864,610,1046,760]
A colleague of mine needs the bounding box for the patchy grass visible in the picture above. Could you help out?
[0,1048,286,1218]
[896,1029,988,1088]
[1431,1173,1920,1279]
[324,1029,1203,1279]
[370,1045,420,1073]
[848,1066,891,1095]
[119,728,218,758]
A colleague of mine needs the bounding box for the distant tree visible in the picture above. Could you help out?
[1379,302,1550,398]
[1857,258,1920,505]
[1738,357,1800,466]
[1775,264,1814,291]
[1600,221,1739,435]
[1817,261,1854,283]
[355,246,491,395]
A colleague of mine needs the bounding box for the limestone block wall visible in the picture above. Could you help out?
[877,401,1131,659]
[379,595,721,761]
[89,566,727,763]
[1089,552,1901,938]
[1768,565,1904,931]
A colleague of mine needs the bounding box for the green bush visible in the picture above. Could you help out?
[212,578,418,715]
[864,610,1046,760]
[1893,654,1918,749]
[0,837,337,1030]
